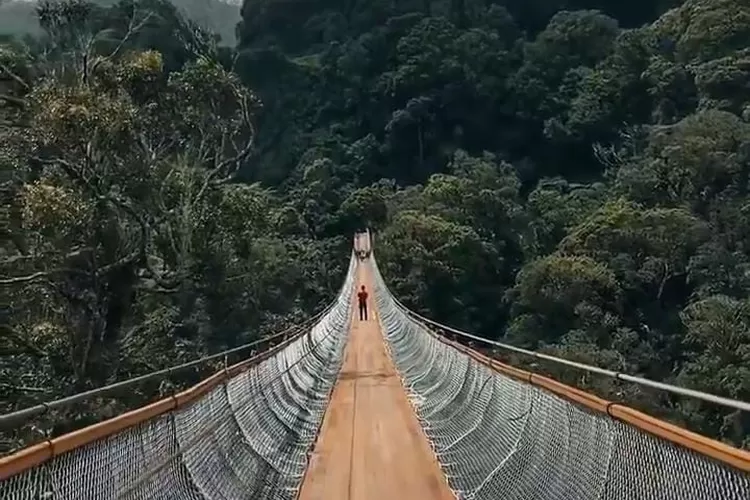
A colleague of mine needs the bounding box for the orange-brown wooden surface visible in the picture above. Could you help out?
[297,263,455,500]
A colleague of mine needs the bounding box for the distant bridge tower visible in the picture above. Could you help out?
[354,229,371,260]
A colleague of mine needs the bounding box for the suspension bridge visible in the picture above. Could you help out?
[1,231,749,499]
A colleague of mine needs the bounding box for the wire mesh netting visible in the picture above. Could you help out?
[369,256,750,500]
[3,247,750,500]
[0,256,357,500]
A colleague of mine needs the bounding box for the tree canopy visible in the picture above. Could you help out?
[2,0,749,452]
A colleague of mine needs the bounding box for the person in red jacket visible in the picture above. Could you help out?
[357,285,368,321]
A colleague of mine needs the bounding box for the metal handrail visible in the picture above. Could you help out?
[0,253,357,431]
[373,255,750,414]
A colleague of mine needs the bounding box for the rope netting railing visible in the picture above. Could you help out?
[0,254,358,500]
[0,291,344,436]
[369,252,750,500]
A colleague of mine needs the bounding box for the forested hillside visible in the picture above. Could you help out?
[234,0,750,449]
[1,0,748,452]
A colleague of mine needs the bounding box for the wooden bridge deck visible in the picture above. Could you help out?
[297,263,455,500]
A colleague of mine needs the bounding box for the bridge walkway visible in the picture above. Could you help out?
[297,262,455,500]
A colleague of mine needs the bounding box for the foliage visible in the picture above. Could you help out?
[2,0,749,454]
[229,0,748,448]
[0,0,345,453]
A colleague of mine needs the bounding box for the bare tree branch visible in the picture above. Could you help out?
[0,94,25,109]
[30,154,184,290]
[0,61,30,91]
[90,10,155,75]
[0,119,30,129]
[194,118,256,202]
[0,383,50,393]
[1,271,55,284]
[104,194,181,289]
[1,247,94,266]
[0,325,48,358]
[0,263,99,284]
[31,155,92,191]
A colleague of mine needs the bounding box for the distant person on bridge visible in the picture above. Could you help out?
[357,285,368,321]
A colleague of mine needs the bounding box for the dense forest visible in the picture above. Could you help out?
[2,0,749,452]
